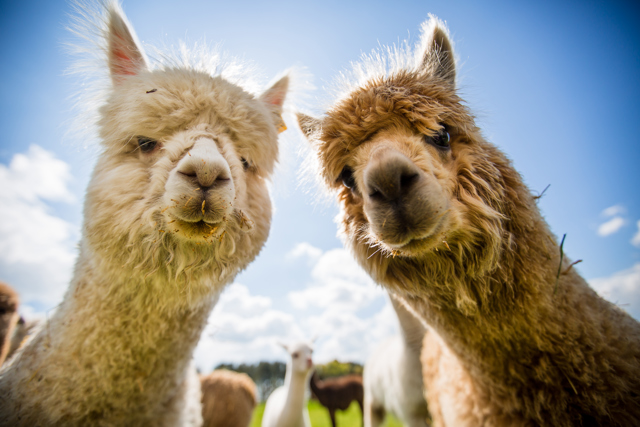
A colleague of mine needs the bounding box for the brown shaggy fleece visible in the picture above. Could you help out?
[0,282,19,366]
[200,370,257,427]
[297,16,640,427]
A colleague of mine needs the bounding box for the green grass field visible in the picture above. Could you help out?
[250,400,403,427]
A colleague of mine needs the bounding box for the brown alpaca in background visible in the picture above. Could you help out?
[200,369,257,427]
[0,281,19,366]
[310,371,364,427]
[298,16,640,427]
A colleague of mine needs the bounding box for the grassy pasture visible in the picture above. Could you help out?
[250,400,403,427]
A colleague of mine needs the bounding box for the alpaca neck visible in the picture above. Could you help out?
[390,200,640,413]
[389,292,426,352]
[1,242,222,423]
[283,366,311,418]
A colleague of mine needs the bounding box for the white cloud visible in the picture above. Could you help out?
[601,205,626,217]
[193,283,305,370]
[590,263,640,321]
[597,216,625,236]
[0,146,79,309]
[288,248,385,310]
[194,247,399,371]
[286,242,323,265]
[632,220,640,247]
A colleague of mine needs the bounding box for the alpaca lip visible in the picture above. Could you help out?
[381,217,447,254]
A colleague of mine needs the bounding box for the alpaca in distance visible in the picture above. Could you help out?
[261,341,314,427]
[309,370,364,427]
[297,16,640,427]
[363,293,429,427]
[200,369,258,427]
[0,282,20,367]
[0,1,289,425]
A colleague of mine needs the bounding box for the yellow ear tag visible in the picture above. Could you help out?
[277,116,287,134]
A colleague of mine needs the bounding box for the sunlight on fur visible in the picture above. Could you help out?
[298,15,640,427]
[0,1,290,425]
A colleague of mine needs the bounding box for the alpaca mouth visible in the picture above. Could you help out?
[167,216,226,241]
[378,215,448,255]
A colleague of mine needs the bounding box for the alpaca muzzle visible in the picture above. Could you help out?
[161,137,237,240]
[362,147,449,249]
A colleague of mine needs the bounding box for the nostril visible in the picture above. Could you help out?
[369,189,384,200]
[400,172,419,189]
[178,170,197,178]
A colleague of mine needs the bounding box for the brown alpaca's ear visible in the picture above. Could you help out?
[418,15,456,86]
[260,76,290,116]
[107,3,147,85]
[296,113,322,145]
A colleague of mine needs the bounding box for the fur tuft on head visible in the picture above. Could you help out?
[296,16,549,316]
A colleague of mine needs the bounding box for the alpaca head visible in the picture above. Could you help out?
[298,16,518,288]
[0,281,19,363]
[281,341,314,376]
[83,3,288,282]
[0,281,19,324]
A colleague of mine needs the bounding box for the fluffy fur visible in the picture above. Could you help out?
[0,282,19,367]
[5,316,40,363]
[309,371,363,427]
[363,293,429,427]
[298,16,640,427]
[200,369,257,427]
[262,341,314,427]
[0,2,289,425]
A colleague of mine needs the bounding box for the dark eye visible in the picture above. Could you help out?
[424,126,450,149]
[339,166,356,190]
[241,157,250,170]
[137,136,158,152]
[292,352,299,359]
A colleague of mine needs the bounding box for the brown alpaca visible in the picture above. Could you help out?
[297,16,640,427]
[310,371,364,427]
[0,282,19,366]
[200,369,257,427]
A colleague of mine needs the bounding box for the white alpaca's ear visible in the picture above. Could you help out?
[260,76,289,116]
[107,4,147,85]
[278,341,289,352]
[418,15,456,86]
[296,113,322,145]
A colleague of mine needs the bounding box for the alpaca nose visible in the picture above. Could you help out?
[363,148,421,204]
[177,138,231,189]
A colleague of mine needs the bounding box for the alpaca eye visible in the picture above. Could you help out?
[292,353,299,359]
[424,127,450,149]
[137,136,158,152]
[339,166,356,190]
[241,157,250,170]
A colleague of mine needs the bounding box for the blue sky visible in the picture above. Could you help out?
[1,0,639,370]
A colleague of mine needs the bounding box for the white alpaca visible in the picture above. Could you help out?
[261,341,314,427]
[364,293,429,427]
[0,2,289,425]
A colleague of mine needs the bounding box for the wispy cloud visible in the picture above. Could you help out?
[632,220,640,248]
[0,146,79,311]
[285,242,323,265]
[601,205,626,218]
[597,216,625,237]
[590,263,640,321]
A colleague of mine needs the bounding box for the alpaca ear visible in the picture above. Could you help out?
[107,4,147,85]
[296,113,322,145]
[260,76,289,116]
[418,15,456,86]
[278,341,289,352]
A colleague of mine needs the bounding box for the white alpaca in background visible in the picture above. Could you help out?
[364,293,430,427]
[261,341,314,427]
[0,2,289,425]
